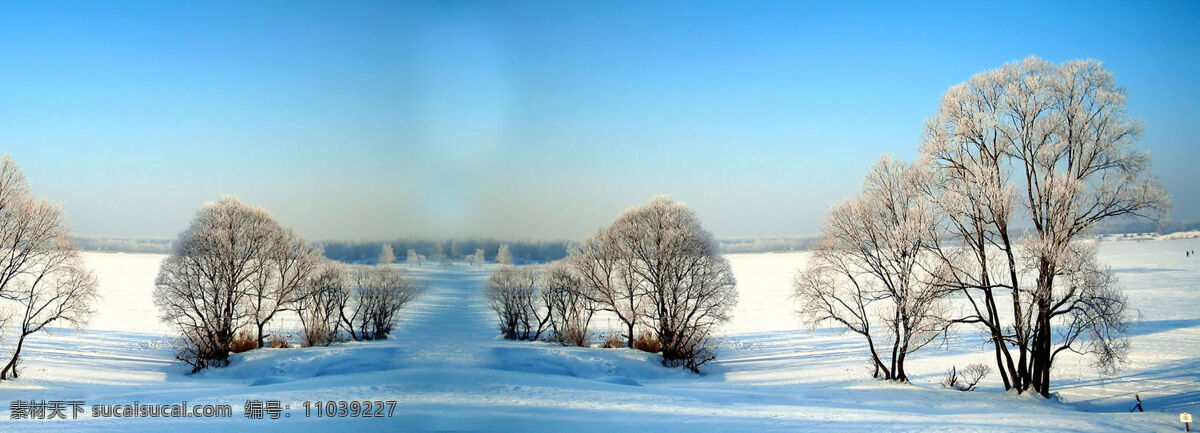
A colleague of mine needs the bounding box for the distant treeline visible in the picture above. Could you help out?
[72,236,174,253]
[1094,219,1200,235]
[717,237,818,254]
[328,237,829,262]
[318,239,574,265]
[71,220,1200,258]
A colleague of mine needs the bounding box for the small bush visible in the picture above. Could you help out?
[299,262,346,347]
[303,320,334,347]
[942,363,991,391]
[557,323,589,347]
[267,334,289,349]
[660,337,718,372]
[633,330,661,353]
[602,334,625,348]
[230,329,258,353]
[486,266,547,341]
[345,266,422,341]
[173,332,232,372]
[941,367,959,389]
[542,260,598,348]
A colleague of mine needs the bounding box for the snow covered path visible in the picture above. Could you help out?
[0,241,1196,431]
[387,266,497,370]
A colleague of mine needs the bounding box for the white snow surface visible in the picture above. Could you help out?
[0,240,1197,431]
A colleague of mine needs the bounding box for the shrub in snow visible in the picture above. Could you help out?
[267,334,289,349]
[541,260,598,347]
[942,363,991,392]
[302,320,335,347]
[230,329,258,354]
[248,227,322,348]
[632,330,661,354]
[296,261,347,347]
[554,323,589,347]
[340,266,422,341]
[486,265,548,340]
[601,334,624,349]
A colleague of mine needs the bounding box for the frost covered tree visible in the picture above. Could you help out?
[572,224,643,348]
[920,56,1169,396]
[0,158,100,379]
[496,244,513,265]
[470,248,485,267]
[0,156,99,380]
[339,266,421,340]
[1,254,98,380]
[247,228,322,348]
[378,244,395,265]
[407,248,422,266]
[295,260,347,346]
[569,197,739,370]
[608,197,738,372]
[153,197,281,371]
[795,158,948,382]
[541,260,598,346]
[486,265,548,340]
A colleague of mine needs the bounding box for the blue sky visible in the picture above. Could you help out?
[1,1,1197,240]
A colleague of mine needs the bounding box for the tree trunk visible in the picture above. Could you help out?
[865,336,890,380]
[991,338,1011,390]
[974,240,1017,391]
[1,333,28,380]
[1030,262,1055,397]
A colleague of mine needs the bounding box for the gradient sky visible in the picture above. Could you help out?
[1,1,1197,241]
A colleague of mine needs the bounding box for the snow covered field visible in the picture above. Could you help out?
[0,239,1197,431]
